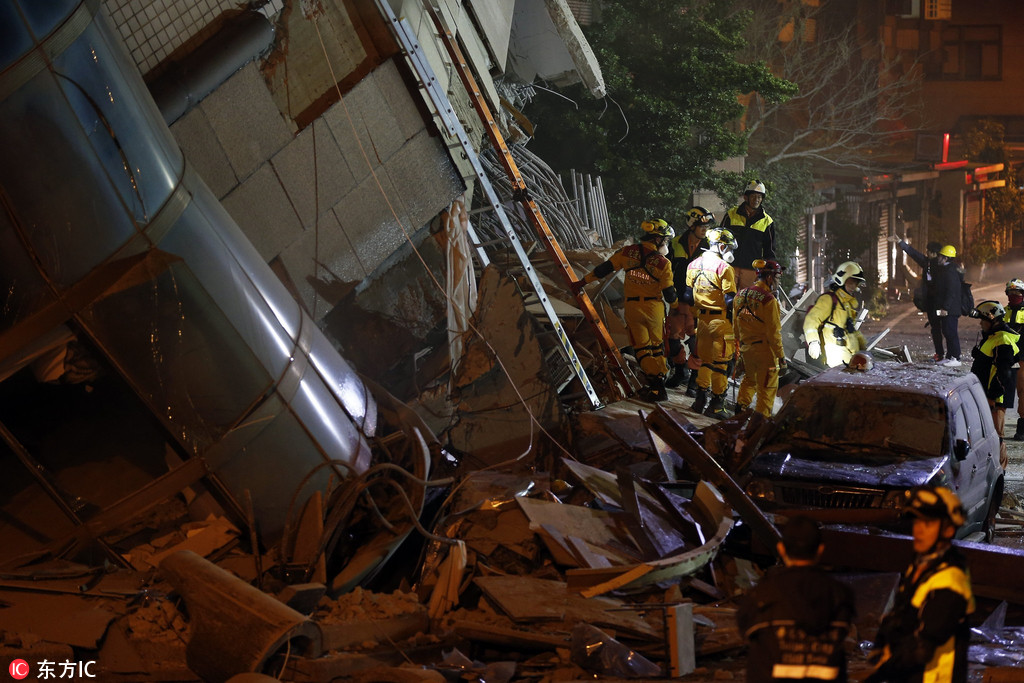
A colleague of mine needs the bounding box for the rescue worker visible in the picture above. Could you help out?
[1003,279,1024,441]
[686,227,738,418]
[890,237,963,364]
[737,516,855,683]
[666,207,714,393]
[968,300,1020,470]
[721,180,776,291]
[867,486,974,683]
[734,259,787,417]
[803,262,869,369]
[573,219,678,402]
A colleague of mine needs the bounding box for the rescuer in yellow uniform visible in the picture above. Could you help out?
[734,259,786,417]
[685,228,738,418]
[574,219,678,402]
[803,261,869,368]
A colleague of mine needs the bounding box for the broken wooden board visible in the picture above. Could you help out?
[474,575,661,639]
[0,592,122,649]
[516,495,638,563]
[449,617,571,650]
[565,482,734,595]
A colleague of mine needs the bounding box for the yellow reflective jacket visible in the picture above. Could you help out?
[802,287,868,351]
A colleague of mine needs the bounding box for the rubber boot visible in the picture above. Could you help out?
[690,388,708,413]
[684,374,699,398]
[647,375,668,403]
[703,392,730,419]
[665,364,689,389]
[1014,420,1024,442]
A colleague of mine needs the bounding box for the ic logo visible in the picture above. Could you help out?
[8,659,29,680]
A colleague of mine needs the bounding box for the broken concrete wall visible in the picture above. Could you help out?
[170,57,464,322]
[444,267,569,468]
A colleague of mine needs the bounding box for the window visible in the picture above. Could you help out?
[927,25,1001,80]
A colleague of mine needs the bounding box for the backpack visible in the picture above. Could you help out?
[960,279,974,316]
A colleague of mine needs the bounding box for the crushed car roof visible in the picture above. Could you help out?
[801,361,975,397]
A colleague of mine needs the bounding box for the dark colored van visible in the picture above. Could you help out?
[743,362,1004,541]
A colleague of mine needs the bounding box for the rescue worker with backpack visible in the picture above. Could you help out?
[1003,279,1024,441]
[685,227,738,418]
[665,207,713,394]
[573,219,679,403]
[968,300,1020,470]
[890,235,965,365]
[721,180,777,292]
[867,486,974,683]
[733,259,787,417]
[802,262,869,369]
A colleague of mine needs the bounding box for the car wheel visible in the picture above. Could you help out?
[983,478,1005,543]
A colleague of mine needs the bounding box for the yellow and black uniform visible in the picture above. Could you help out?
[721,204,775,290]
[869,545,974,682]
[803,287,867,368]
[686,250,736,401]
[969,318,1020,469]
[734,280,785,417]
[1005,290,1024,440]
[580,242,677,379]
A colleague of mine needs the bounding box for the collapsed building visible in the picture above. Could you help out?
[4,1,1024,681]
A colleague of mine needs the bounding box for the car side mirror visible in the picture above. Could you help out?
[954,438,970,462]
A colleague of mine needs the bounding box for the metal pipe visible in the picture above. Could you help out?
[0,1,373,545]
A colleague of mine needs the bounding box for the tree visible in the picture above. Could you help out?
[738,1,925,171]
[962,119,1024,264]
[525,0,796,237]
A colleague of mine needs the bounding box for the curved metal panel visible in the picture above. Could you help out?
[0,1,375,543]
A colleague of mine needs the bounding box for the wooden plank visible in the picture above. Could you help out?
[646,406,781,549]
[450,618,570,650]
[474,575,660,639]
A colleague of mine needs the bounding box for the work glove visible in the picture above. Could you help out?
[807,340,821,360]
[936,309,948,317]
[887,234,903,244]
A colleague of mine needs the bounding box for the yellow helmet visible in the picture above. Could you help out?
[686,207,715,228]
[706,227,737,248]
[904,486,965,527]
[831,261,865,288]
[939,245,957,258]
[641,218,675,239]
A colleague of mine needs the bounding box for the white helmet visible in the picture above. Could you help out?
[831,261,865,288]
[745,180,767,196]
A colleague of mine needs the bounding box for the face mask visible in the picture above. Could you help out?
[1009,292,1023,307]
[658,243,669,256]
[723,250,735,264]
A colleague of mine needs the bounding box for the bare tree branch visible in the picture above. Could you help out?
[739,3,925,171]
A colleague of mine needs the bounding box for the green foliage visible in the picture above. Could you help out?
[962,120,1024,261]
[525,0,796,237]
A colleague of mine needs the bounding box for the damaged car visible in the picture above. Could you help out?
[742,361,1004,541]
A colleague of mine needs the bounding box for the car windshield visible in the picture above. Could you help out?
[767,386,948,457]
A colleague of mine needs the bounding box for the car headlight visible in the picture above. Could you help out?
[745,479,775,502]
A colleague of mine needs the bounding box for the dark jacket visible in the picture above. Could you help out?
[898,242,961,316]
[869,545,973,683]
[737,565,855,683]
[721,205,776,270]
[970,320,1021,407]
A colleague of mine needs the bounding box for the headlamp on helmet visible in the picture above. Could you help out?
[753,258,784,277]
[686,207,715,228]
[970,300,1005,321]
